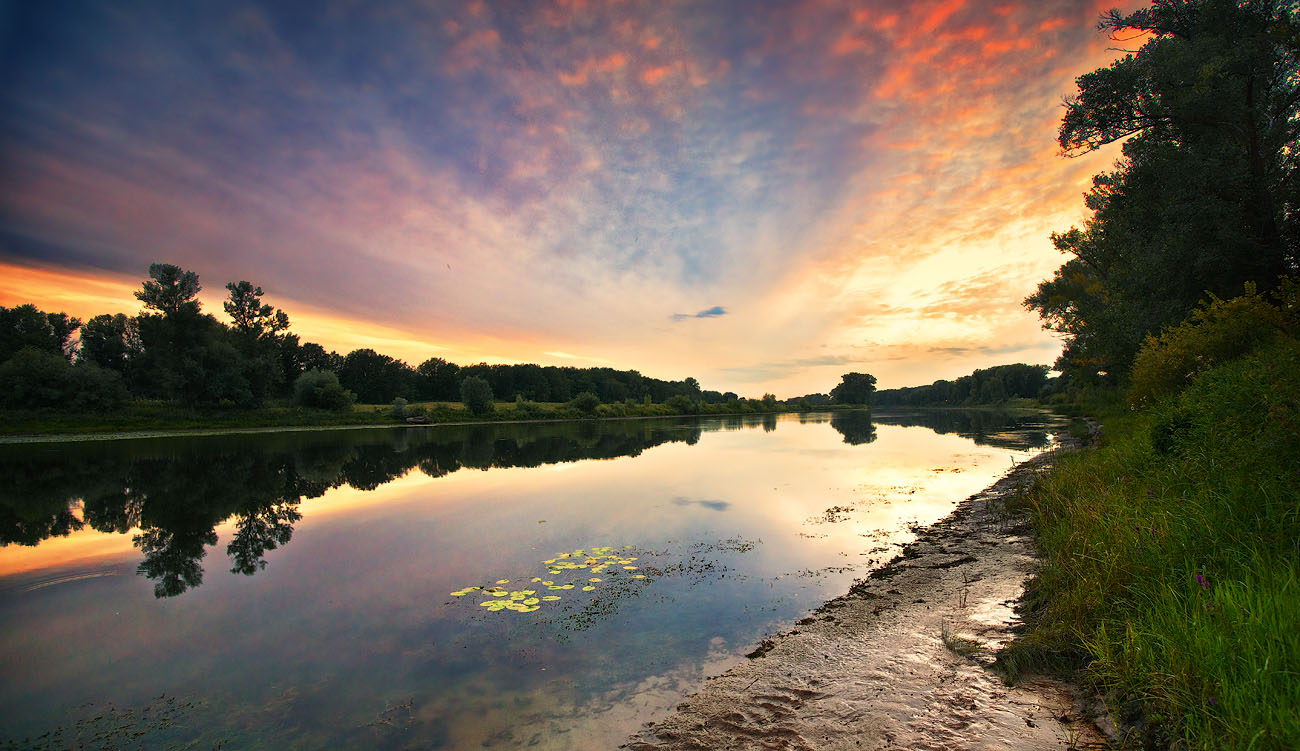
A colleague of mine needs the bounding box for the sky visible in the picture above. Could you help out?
[0,0,1142,396]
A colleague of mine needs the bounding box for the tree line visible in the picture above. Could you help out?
[0,263,746,412]
[873,363,1050,407]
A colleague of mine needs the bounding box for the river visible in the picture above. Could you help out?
[0,409,1060,749]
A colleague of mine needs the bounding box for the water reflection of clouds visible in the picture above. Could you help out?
[671,498,731,512]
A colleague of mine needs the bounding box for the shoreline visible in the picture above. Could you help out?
[0,403,1050,445]
[623,441,1106,751]
[0,409,818,445]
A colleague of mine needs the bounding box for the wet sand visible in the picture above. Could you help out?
[624,445,1104,751]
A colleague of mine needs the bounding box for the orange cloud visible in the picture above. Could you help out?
[559,52,628,86]
[641,64,672,85]
[919,0,966,33]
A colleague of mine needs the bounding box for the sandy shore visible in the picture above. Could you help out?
[623,445,1105,751]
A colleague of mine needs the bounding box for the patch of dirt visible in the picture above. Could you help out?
[624,444,1106,751]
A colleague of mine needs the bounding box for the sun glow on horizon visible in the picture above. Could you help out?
[0,0,1147,394]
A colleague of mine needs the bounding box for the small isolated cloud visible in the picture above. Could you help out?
[671,305,727,322]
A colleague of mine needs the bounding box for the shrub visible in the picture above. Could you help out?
[569,391,600,414]
[664,394,697,414]
[0,347,129,411]
[1128,282,1289,406]
[293,368,355,411]
[390,397,408,419]
[460,376,493,415]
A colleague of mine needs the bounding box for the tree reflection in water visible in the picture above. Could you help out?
[0,419,709,596]
[0,409,1056,597]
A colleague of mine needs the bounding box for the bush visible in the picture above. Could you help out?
[0,347,129,411]
[1128,282,1290,406]
[569,391,600,414]
[293,368,355,411]
[390,397,408,419]
[460,376,493,415]
[664,394,698,414]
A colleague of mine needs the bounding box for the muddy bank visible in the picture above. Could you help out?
[624,445,1103,751]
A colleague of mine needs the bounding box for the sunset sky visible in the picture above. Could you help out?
[0,0,1142,396]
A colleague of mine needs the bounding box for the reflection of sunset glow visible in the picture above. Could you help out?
[0,416,1040,585]
[0,1,1145,393]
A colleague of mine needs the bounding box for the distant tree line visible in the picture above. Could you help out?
[0,263,781,413]
[873,364,1050,407]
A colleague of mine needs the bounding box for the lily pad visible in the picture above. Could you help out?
[541,595,561,601]
[581,585,596,591]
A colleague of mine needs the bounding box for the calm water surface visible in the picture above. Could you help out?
[0,409,1059,749]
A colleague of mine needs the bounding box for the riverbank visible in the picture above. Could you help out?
[624,439,1106,750]
[0,402,844,443]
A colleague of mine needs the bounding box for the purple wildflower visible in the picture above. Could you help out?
[1196,573,1210,590]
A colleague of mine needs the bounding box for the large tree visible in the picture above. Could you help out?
[830,372,877,405]
[1028,0,1300,380]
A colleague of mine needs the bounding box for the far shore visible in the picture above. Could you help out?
[0,403,865,444]
[0,402,1052,445]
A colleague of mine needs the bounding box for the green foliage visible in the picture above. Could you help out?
[665,394,698,414]
[390,397,408,419]
[1009,339,1300,748]
[338,348,413,404]
[1129,282,1291,406]
[0,348,129,411]
[293,368,355,411]
[830,372,876,405]
[875,363,1048,406]
[1028,0,1300,381]
[569,391,600,414]
[460,375,493,415]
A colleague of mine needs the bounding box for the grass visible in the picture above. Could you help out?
[941,621,984,659]
[1000,339,1300,749]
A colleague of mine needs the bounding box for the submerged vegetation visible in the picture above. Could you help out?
[1009,2,1300,747]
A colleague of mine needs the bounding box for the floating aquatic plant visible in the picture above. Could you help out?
[450,545,653,615]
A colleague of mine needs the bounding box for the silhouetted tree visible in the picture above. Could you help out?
[135,263,201,317]
[830,373,876,405]
[0,304,81,362]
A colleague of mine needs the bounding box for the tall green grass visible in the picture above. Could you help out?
[1005,338,1300,749]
